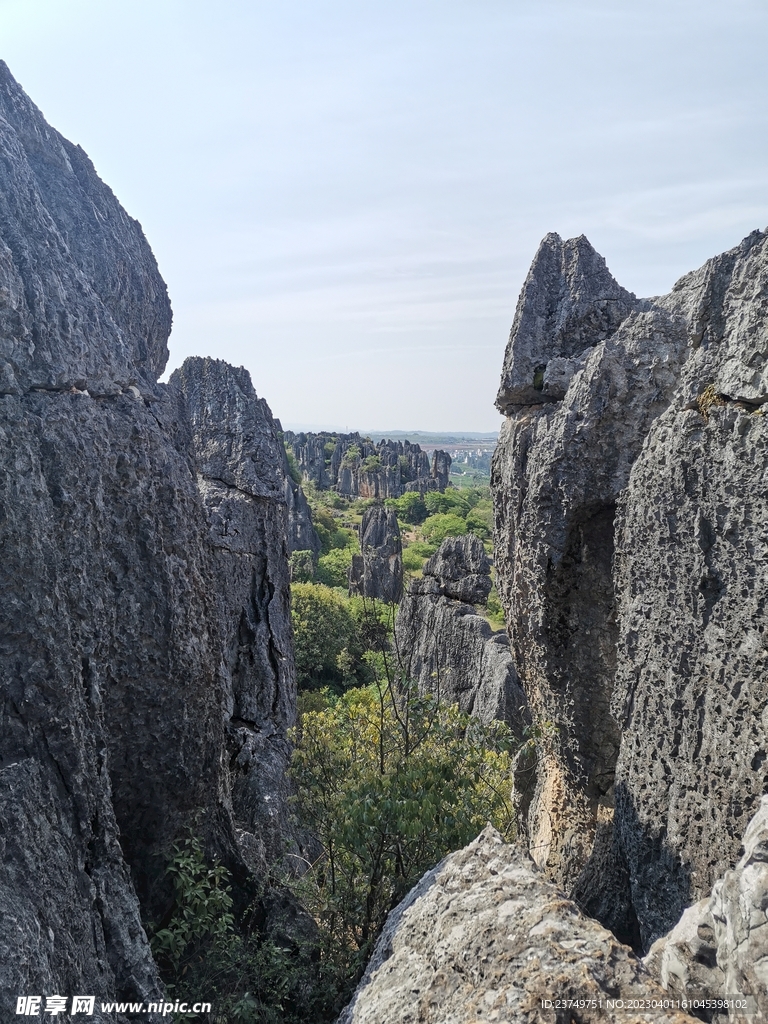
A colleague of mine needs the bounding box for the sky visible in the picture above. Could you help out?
[1,0,767,431]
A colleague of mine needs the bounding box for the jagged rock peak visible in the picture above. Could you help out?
[0,61,172,395]
[423,533,491,604]
[495,232,637,411]
[283,430,451,498]
[492,226,768,949]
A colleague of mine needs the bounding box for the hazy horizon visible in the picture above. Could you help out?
[2,0,767,430]
[282,424,499,436]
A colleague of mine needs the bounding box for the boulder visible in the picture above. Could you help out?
[338,827,696,1024]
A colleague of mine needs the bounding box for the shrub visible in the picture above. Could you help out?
[465,506,492,540]
[421,512,467,544]
[315,546,354,589]
[347,594,394,653]
[284,448,302,485]
[151,831,235,973]
[150,830,318,1023]
[486,585,505,630]
[340,443,361,468]
[401,540,437,573]
[324,440,337,464]
[290,549,315,583]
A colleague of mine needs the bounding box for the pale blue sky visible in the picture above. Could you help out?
[1,0,766,430]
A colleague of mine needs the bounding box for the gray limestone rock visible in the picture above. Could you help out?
[348,504,402,603]
[430,448,451,491]
[394,535,527,734]
[492,228,768,951]
[169,357,298,871]
[282,475,321,556]
[496,232,638,411]
[644,797,768,1021]
[338,826,697,1024]
[0,61,171,394]
[284,430,451,498]
[0,64,299,1018]
[424,533,493,604]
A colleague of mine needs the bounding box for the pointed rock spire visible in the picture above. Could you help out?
[496,232,637,411]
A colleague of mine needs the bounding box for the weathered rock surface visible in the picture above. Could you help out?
[275,419,321,556]
[0,65,298,1019]
[394,535,527,734]
[338,826,696,1024]
[0,61,171,396]
[492,229,768,949]
[495,232,638,410]
[284,430,451,498]
[348,503,402,603]
[169,357,298,872]
[644,797,768,1021]
[283,472,321,556]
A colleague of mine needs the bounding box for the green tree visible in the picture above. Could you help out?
[315,546,354,588]
[465,506,492,540]
[385,491,428,525]
[424,490,471,517]
[289,677,515,1010]
[291,582,362,690]
[340,443,361,468]
[401,540,437,573]
[421,512,467,544]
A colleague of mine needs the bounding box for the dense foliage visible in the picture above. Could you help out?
[151,473,511,1022]
[387,485,493,552]
[149,833,306,1023]
[290,583,394,692]
[289,675,516,1015]
[290,582,364,690]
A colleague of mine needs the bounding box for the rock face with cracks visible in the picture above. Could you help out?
[338,827,697,1024]
[394,535,528,735]
[492,229,768,950]
[0,64,298,1020]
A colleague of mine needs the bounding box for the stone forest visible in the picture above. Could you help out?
[0,60,766,1024]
